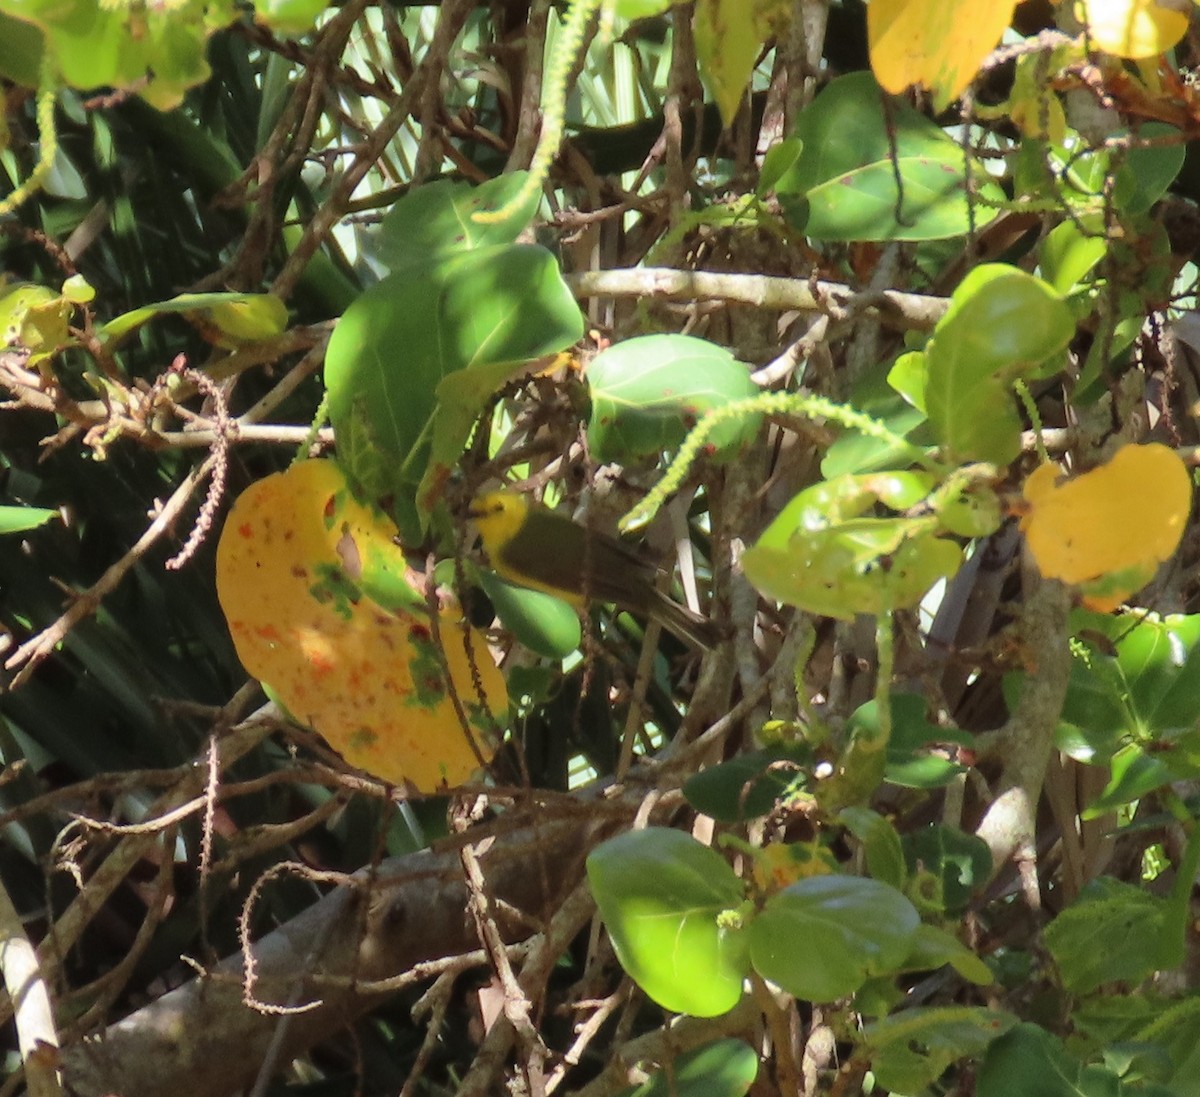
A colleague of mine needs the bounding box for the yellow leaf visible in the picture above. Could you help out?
[1021,443,1191,610]
[869,0,1017,109]
[1076,0,1189,60]
[216,460,504,793]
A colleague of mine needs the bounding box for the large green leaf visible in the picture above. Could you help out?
[616,1039,758,1097]
[324,244,582,537]
[747,875,919,1002]
[923,265,1073,464]
[586,334,758,463]
[776,72,1003,242]
[587,827,748,1017]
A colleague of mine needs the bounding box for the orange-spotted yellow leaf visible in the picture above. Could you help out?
[1077,0,1189,59]
[869,0,1017,109]
[1021,443,1192,610]
[216,459,504,793]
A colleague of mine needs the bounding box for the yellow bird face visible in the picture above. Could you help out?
[468,490,529,557]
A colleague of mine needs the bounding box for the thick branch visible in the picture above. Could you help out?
[59,811,609,1097]
[565,268,950,332]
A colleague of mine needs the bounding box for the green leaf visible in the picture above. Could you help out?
[0,0,234,108]
[924,265,1074,463]
[0,505,57,535]
[838,806,906,889]
[776,72,1003,242]
[612,0,675,18]
[1044,877,1169,994]
[865,1007,1015,1093]
[374,173,540,270]
[742,472,962,618]
[822,359,930,476]
[0,13,43,87]
[748,875,919,1002]
[1041,217,1107,295]
[980,1023,1166,1097]
[616,1039,758,1097]
[587,828,748,1017]
[98,292,288,347]
[757,138,803,198]
[683,747,810,823]
[1054,612,1200,808]
[324,245,582,538]
[586,335,758,463]
[901,924,995,986]
[1115,124,1185,217]
[850,693,973,790]
[478,571,581,658]
[902,824,991,915]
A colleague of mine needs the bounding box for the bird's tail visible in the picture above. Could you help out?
[648,589,727,651]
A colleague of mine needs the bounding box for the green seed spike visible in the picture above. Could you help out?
[0,55,59,218]
[472,0,601,224]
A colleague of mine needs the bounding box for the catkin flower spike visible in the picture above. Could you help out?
[472,0,602,224]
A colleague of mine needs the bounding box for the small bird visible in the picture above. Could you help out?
[468,489,724,651]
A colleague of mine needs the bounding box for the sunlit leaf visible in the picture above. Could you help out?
[1078,0,1188,59]
[587,827,748,1017]
[586,334,758,462]
[693,0,789,127]
[215,460,504,793]
[1021,444,1191,610]
[98,292,288,348]
[868,0,1017,109]
[776,73,1004,241]
[0,505,57,535]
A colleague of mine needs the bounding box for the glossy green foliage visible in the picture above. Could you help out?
[747,875,920,1002]
[918,265,1074,463]
[775,72,1004,241]
[865,1007,1015,1093]
[1045,612,1200,815]
[1044,877,1172,995]
[682,746,811,823]
[980,1023,1177,1097]
[615,1039,758,1097]
[477,571,582,658]
[324,244,582,539]
[586,334,758,463]
[587,828,748,1017]
[741,470,963,618]
[373,172,539,271]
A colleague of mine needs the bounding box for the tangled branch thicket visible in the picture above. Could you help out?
[2,2,1200,1096]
